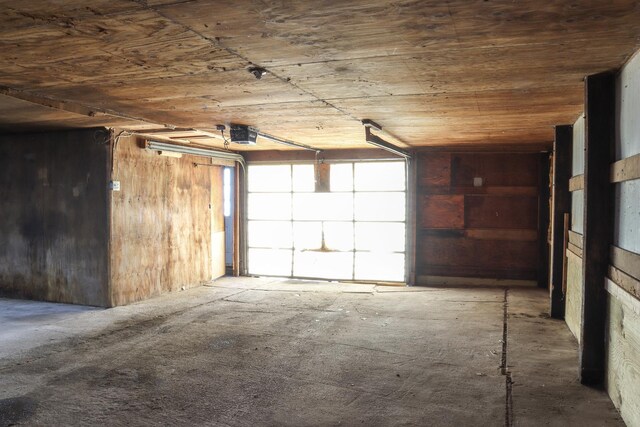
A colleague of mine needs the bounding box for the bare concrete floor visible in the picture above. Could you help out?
[0,277,623,426]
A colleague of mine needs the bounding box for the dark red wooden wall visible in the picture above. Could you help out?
[416,152,541,280]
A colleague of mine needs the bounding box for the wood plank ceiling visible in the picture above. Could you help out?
[0,0,639,150]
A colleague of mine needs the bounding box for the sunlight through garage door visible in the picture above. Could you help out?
[247,161,406,282]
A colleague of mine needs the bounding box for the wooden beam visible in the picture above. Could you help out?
[579,71,615,386]
[314,162,331,192]
[538,153,551,288]
[562,213,569,295]
[550,125,572,318]
[407,158,418,285]
[244,148,397,163]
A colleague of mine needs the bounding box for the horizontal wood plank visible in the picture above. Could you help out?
[416,275,537,287]
[465,228,538,241]
[566,246,583,261]
[610,153,640,183]
[419,235,538,271]
[568,230,584,249]
[420,195,464,229]
[420,185,538,196]
[567,242,583,258]
[451,153,539,187]
[610,245,640,281]
[419,265,537,280]
[420,228,537,241]
[465,195,538,229]
[608,265,640,301]
[418,153,451,188]
[606,278,640,315]
[569,174,584,191]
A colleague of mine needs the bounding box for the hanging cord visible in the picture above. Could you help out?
[220,128,231,151]
[111,130,132,178]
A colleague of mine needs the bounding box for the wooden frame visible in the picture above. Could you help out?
[579,71,615,386]
[549,125,572,318]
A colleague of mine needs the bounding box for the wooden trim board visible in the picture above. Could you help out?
[416,275,537,287]
[606,278,640,316]
[568,230,584,249]
[610,245,640,281]
[567,242,583,258]
[569,174,584,191]
[608,265,640,301]
[610,153,640,183]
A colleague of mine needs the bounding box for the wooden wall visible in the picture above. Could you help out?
[605,51,640,426]
[108,134,225,306]
[415,152,541,283]
[0,129,110,306]
[565,116,585,342]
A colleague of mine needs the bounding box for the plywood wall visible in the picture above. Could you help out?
[109,134,225,306]
[416,152,541,282]
[606,50,640,427]
[0,129,110,306]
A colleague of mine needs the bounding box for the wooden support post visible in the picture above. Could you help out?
[314,162,330,192]
[407,157,418,285]
[538,152,551,288]
[549,125,573,318]
[579,71,615,386]
[234,165,246,276]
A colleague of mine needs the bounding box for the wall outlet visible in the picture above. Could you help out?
[473,177,483,187]
[109,180,121,191]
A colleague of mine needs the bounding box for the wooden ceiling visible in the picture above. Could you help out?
[1,0,639,151]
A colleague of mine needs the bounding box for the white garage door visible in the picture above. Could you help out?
[247,161,406,282]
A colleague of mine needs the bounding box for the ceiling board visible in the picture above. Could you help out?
[0,0,639,149]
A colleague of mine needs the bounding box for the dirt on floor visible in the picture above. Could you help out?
[0,277,623,426]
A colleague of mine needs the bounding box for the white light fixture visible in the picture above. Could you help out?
[146,140,245,167]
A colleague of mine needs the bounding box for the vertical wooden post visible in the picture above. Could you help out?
[406,157,418,285]
[549,125,573,318]
[579,71,615,385]
[233,165,244,277]
[538,153,551,288]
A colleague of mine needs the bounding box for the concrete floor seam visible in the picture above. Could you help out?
[502,288,514,427]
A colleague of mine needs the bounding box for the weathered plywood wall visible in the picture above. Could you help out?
[416,152,540,282]
[0,129,110,306]
[109,134,225,306]
[606,50,640,427]
[565,251,584,342]
[565,115,586,341]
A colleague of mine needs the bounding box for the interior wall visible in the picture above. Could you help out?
[415,152,541,283]
[565,115,586,342]
[606,51,640,426]
[108,134,225,306]
[0,128,110,306]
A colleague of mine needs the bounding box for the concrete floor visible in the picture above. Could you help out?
[0,277,623,426]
